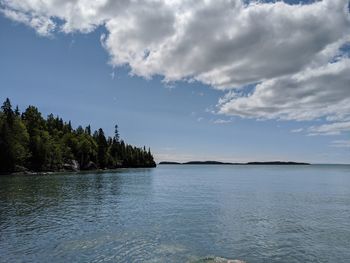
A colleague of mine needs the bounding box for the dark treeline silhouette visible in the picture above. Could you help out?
[0,98,156,174]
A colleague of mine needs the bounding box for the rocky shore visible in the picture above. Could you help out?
[4,159,156,176]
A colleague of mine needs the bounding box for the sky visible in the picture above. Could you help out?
[0,0,349,164]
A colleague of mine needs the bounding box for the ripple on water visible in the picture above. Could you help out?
[190,257,246,263]
[1,166,350,262]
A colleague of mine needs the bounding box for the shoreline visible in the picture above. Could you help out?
[0,165,157,176]
[159,161,311,165]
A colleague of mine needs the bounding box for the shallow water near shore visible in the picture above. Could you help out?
[1,164,350,262]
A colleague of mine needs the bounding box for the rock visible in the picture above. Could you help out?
[14,165,29,172]
[63,160,80,171]
[11,166,36,175]
[83,161,97,170]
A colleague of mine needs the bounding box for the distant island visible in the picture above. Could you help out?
[246,161,310,165]
[0,98,156,175]
[159,161,236,165]
[159,161,183,165]
[159,161,310,165]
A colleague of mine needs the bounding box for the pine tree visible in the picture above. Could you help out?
[0,98,156,174]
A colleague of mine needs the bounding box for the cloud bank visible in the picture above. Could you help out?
[1,0,349,128]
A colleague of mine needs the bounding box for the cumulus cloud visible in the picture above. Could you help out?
[219,58,350,121]
[1,7,55,36]
[1,0,350,125]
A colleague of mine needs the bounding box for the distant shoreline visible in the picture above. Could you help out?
[159,161,311,165]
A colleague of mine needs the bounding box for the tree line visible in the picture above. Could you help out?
[0,98,156,174]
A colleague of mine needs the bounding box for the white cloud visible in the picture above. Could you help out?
[213,119,232,124]
[219,58,350,121]
[291,128,303,133]
[2,0,349,83]
[308,121,350,135]
[331,140,350,148]
[1,8,55,36]
[1,0,349,125]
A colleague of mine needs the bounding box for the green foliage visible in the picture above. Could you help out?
[0,98,156,174]
[0,111,30,172]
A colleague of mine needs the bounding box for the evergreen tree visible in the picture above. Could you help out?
[114,125,120,142]
[95,128,108,168]
[0,99,30,172]
[2,98,14,125]
[0,98,156,174]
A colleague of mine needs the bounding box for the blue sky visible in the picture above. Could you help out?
[0,0,349,163]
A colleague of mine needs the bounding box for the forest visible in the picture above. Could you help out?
[0,98,156,174]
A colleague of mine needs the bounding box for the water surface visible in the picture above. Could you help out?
[1,165,350,262]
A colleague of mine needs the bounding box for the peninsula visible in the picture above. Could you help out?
[0,98,156,175]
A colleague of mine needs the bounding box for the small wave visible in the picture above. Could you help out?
[190,257,246,263]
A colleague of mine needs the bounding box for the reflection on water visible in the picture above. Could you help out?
[1,165,350,262]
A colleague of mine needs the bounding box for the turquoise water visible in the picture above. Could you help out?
[1,165,350,262]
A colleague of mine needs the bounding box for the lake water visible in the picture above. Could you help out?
[1,165,350,263]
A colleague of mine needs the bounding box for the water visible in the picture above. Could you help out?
[1,165,350,263]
